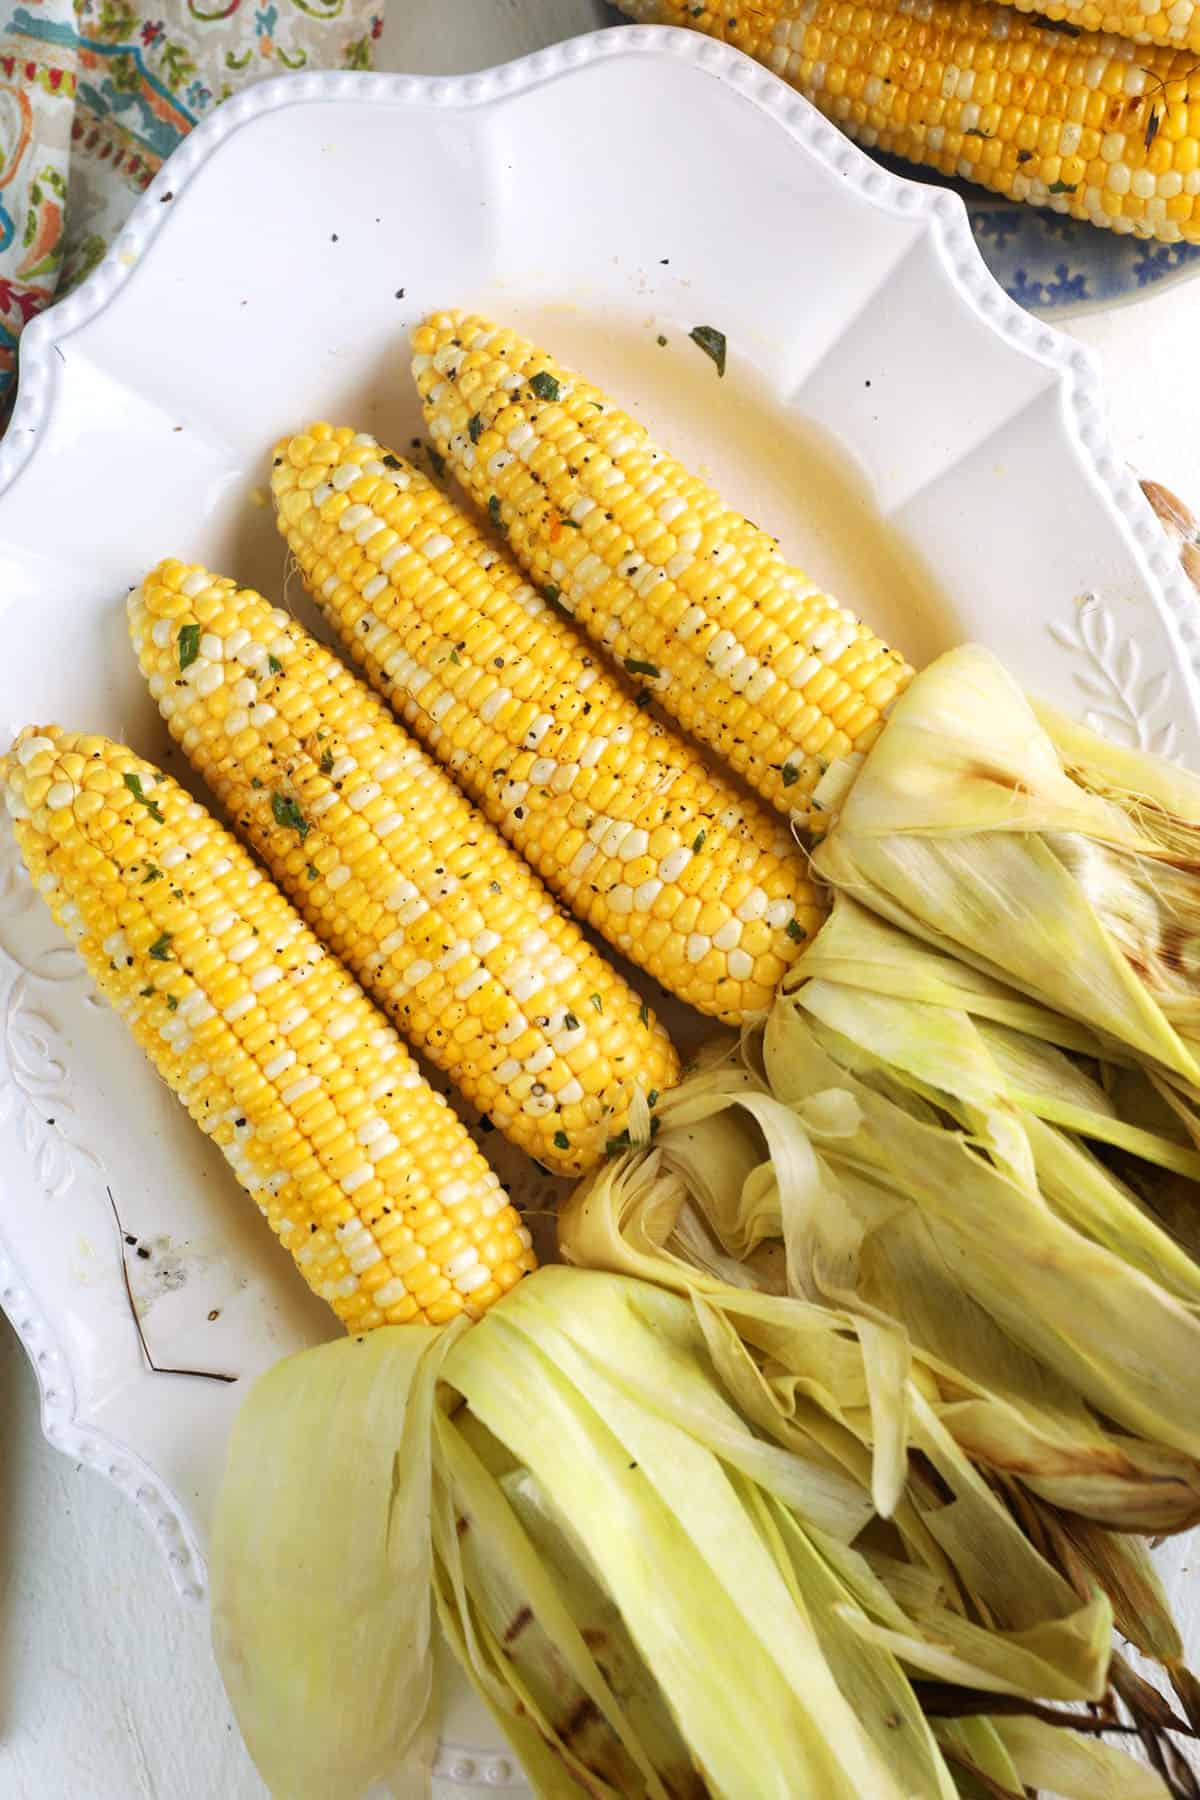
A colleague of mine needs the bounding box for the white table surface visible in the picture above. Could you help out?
[6,2,1200,1794]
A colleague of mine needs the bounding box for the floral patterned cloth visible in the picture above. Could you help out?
[0,0,381,405]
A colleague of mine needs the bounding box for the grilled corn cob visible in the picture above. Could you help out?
[2,727,535,1329]
[414,313,910,822]
[129,560,678,1177]
[1003,0,1200,51]
[272,428,825,1021]
[614,0,1200,241]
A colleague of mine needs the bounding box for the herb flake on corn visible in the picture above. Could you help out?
[3,727,535,1329]
[614,0,1200,242]
[129,559,678,1177]
[271,426,825,1021]
[413,313,911,822]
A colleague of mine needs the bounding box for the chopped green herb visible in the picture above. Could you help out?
[638,1000,649,1026]
[692,829,706,854]
[268,654,283,675]
[166,994,179,1012]
[306,863,319,880]
[689,324,727,377]
[488,495,502,527]
[251,776,263,789]
[271,792,310,840]
[319,750,334,775]
[543,583,561,606]
[589,994,603,1014]
[1048,180,1077,194]
[489,880,502,894]
[530,371,561,401]
[781,763,799,788]
[382,452,402,470]
[139,986,154,999]
[962,127,991,138]
[635,691,652,710]
[563,1011,580,1031]
[561,517,582,530]
[786,918,806,942]
[647,1089,659,1108]
[149,933,173,962]
[141,865,162,884]
[177,622,201,670]
[605,1129,631,1156]
[624,658,661,679]
[449,649,461,665]
[123,770,164,823]
[426,443,446,478]
[467,413,483,444]
[553,1130,570,1151]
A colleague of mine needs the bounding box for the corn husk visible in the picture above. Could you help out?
[439,1267,947,1799]
[762,984,1200,1460]
[212,1265,1160,1799]
[561,1039,1200,1536]
[990,1716,1169,1798]
[210,1319,463,1800]
[813,643,1200,1092]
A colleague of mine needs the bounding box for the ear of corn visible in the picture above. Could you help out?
[1003,0,1200,52]
[412,313,911,823]
[129,559,678,1178]
[614,0,1200,244]
[2,727,535,1329]
[271,426,825,1023]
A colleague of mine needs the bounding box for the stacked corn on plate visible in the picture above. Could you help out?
[615,0,1200,246]
[12,309,1200,1798]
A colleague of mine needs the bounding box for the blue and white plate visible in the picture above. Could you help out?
[859,147,1200,317]
[966,196,1200,318]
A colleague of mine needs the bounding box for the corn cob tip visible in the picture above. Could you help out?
[4,723,98,821]
[270,421,347,479]
[411,309,468,356]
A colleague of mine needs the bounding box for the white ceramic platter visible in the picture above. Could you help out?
[2,24,1200,1794]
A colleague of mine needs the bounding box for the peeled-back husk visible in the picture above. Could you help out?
[813,643,1200,1090]
[212,1262,1170,1799]
[560,1035,1200,1534]
[210,1320,463,1800]
[762,994,1200,1463]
